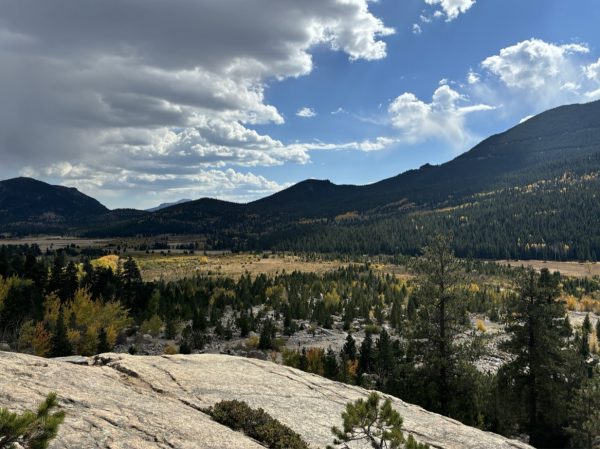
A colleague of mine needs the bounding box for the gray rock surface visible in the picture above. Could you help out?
[0,351,532,449]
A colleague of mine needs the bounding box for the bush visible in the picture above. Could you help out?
[364,324,381,334]
[140,314,163,338]
[0,392,65,449]
[208,400,309,449]
[163,344,178,355]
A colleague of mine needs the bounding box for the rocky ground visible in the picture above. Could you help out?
[0,351,533,449]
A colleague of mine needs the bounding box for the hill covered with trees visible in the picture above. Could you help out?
[3,100,600,259]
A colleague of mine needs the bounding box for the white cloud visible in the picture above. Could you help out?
[519,115,534,124]
[388,84,494,148]
[412,24,422,35]
[425,0,476,21]
[467,70,480,84]
[293,137,397,153]
[296,107,317,118]
[482,39,589,90]
[0,0,393,207]
[585,58,600,82]
[331,107,348,115]
[478,38,600,110]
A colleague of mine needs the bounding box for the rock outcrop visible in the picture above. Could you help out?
[0,351,532,449]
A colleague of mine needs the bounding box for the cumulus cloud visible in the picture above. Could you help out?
[478,38,600,111]
[482,39,589,90]
[412,24,422,35]
[296,107,317,118]
[0,0,393,207]
[388,84,493,149]
[424,0,476,21]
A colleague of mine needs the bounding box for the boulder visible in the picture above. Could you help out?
[0,351,533,449]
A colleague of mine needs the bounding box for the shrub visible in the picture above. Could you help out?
[476,319,487,333]
[0,392,65,449]
[207,400,309,449]
[140,314,163,338]
[163,344,178,355]
[364,324,381,335]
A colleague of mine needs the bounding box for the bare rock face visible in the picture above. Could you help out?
[0,351,532,449]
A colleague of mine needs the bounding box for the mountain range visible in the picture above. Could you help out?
[2,99,600,259]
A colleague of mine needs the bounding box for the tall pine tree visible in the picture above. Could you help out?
[498,268,577,448]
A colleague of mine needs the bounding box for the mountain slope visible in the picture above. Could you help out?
[0,351,532,449]
[151,99,600,223]
[146,198,192,212]
[0,177,109,233]
[3,99,600,258]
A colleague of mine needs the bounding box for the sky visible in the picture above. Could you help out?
[1,0,600,209]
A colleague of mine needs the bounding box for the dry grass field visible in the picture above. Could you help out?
[0,236,111,251]
[501,259,600,278]
[135,253,349,281]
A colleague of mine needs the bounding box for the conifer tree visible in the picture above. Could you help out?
[375,328,394,386]
[566,370,600,449]
[341,333,357,361]
[0,392,65,449]
[499,268,576,448]
[97,327,111,353]
[409,235,470,417]
[327,392,428,449]
[324,347,339,380]
[358,332,374,376]
[50,308,72,357]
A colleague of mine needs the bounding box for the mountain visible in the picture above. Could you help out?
[146,198,192,212]
[2,99,600,259]
[0,177,109,234]
[0,351,532,449]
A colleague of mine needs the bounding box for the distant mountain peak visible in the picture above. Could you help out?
[146,199,193,212]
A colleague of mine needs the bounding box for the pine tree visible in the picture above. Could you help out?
[258,318,274,350]
[97,327,111,353]
[50,308,73,357]
[409,235,470,417]
[375,328,394,386]
[60,261,79,302]
[0,392,65,449]
[499,268,576,448]
[358,332,374,376]
[47,254,65,296]
[566,370,600,449]
[581,313,592,357]
[341,333,357,361]
[327,392,428,449]
[324,347,339,380]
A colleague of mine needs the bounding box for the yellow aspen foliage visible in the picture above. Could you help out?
[346,359,359,380]
[67,328,81,350]
[476,319,487,333]
[32,322,52,357]
[18,321,52,357]
[564,295,578,311]
[324,288,341,308]
[0,276,11,314]
[42,288,132,355]
[91,254,120,271]
[469,283,480,294]
[306,347,325,376]
[43,294,62,328]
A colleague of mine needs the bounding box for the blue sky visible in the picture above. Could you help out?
[1,0,600,208]
[254,0,600,187]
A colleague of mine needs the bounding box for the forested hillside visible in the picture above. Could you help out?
[3,100,600,260]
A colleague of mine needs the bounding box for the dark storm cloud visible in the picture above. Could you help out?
[0,0,393,207]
